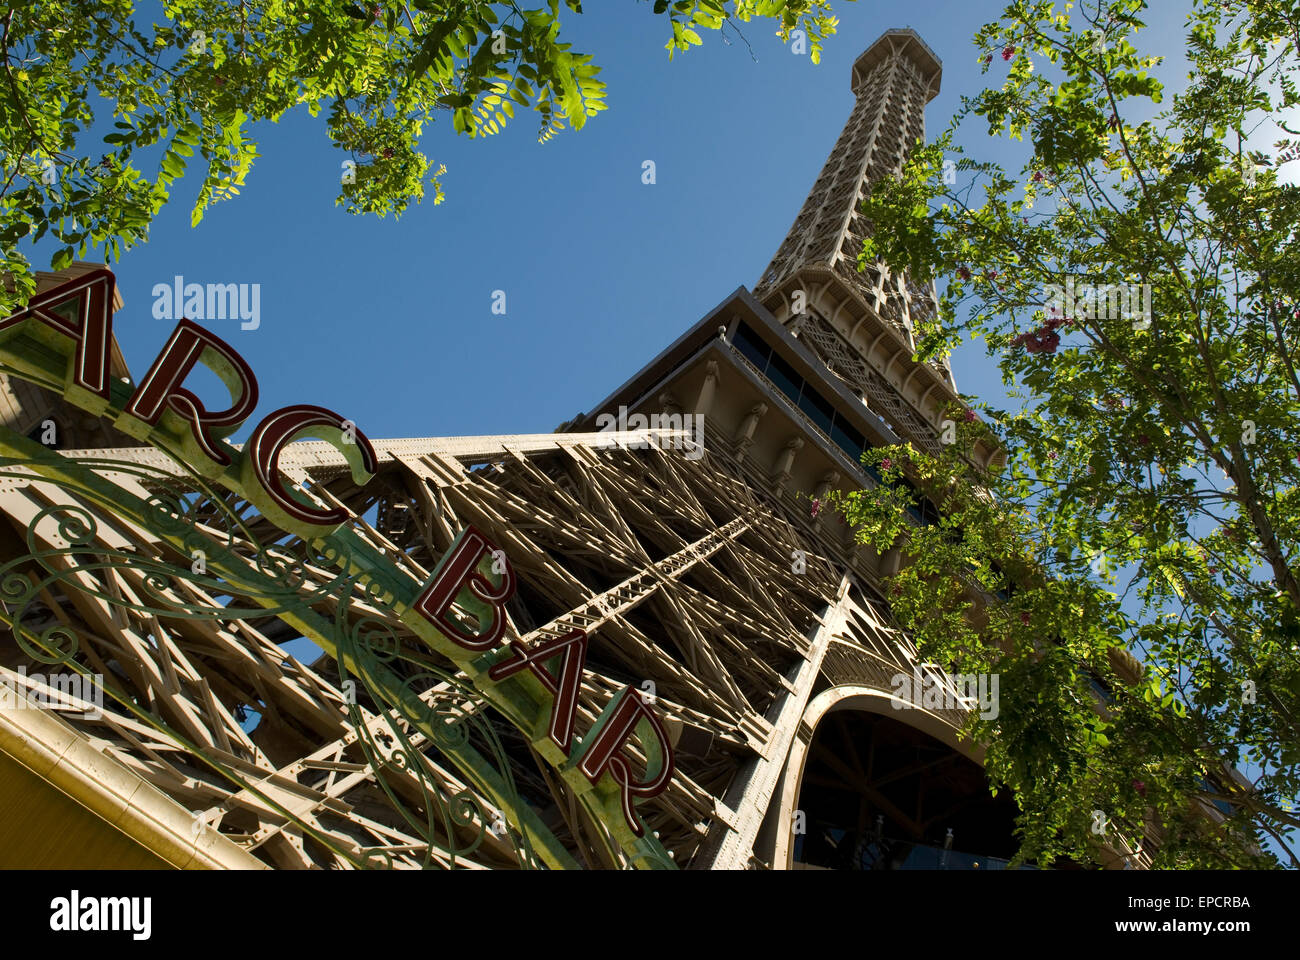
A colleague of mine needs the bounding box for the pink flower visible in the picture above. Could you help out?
[1023,330,1061,353]
[1033,171,1044,182]
[881,457,893,470]
[1133,780,1146,797]
[1002,45,1016,61]
[964,409,977,423]
[983,54,993,65]
[1020,611,1031,625]
[957,266,971,280]
[811,498,821,517]
[1013,320,1063,354]
[1047,451,1058,461]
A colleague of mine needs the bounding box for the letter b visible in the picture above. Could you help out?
[412,526,516,651]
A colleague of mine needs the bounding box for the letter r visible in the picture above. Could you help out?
[576,686,675,836]
[122,319,258,465]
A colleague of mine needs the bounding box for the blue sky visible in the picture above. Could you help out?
[27,0,1195,442]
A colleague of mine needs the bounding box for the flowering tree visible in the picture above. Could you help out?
[0,0,846,311]
[834,0,1300,867]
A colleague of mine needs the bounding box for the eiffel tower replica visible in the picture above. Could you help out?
[0,29,1149,870]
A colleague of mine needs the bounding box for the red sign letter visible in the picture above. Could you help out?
[488,628,589,750]
[412,526,516,651]
[246,404,377,526]
[0,269,115,406]
[123,319,257,465]
[577,688,675,836]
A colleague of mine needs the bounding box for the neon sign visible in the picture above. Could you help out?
[0,269,676,867]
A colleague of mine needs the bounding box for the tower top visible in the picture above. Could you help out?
[852,28,942,100]
[754,26,958,434]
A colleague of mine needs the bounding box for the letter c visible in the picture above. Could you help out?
[246,404,376,526]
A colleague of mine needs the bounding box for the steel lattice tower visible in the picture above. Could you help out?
[756,29,958,455]
[758,29,942,324]
[0,30,1156,871]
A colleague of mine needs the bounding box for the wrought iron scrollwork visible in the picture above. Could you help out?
[0,452,544,869]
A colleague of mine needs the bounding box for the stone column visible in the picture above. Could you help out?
[773,437,803,495]
[694,360,720,420]
[734,402,767,464]
[811,469,840,523]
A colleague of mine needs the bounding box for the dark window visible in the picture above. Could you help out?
[831,418,865,463]
[733,322,771,371]
[766,352,801,404]
[1194,776,1235,817]
[732,322,931,505]
[798,386,835,435]
[990,561,1015,601]
[897,478,940,527]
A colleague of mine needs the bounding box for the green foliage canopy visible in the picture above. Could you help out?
[0,0,846,311]
[835,0,1300,867]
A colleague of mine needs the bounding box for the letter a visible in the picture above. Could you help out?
[0,269,115,412]
[49,897,70,932]
[488,628,589,750]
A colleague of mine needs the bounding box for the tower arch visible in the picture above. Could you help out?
[771,685,1019,870]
